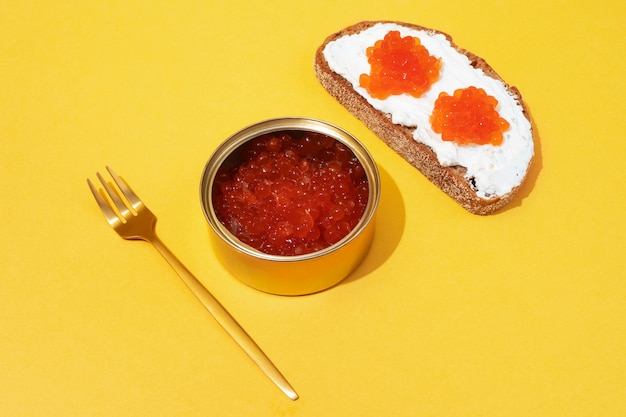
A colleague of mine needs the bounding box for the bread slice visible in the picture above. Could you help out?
[314,21,534,215]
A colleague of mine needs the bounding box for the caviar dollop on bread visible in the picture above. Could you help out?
[315,21,534,215]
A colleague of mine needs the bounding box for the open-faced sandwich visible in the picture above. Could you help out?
[315,21,534,215]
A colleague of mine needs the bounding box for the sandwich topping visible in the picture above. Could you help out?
[431,86,510,146]
[322,22,534,199]
[359,30,441,99]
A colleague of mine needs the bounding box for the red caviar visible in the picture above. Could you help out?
[212,131,369,256]
[359,30,441,99]
[430,86,510,146]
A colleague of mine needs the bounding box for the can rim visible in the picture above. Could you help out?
[199,117,380,262]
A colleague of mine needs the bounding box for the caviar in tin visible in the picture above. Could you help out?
[212,131,369,256]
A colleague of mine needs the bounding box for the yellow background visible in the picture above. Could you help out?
[1,0,624,416]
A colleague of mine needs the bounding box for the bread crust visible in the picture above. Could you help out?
[314,21,532,215]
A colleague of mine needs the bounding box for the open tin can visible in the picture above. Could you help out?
[200,118,380,295]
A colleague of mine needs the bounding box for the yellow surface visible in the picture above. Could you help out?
[1,0,624,415]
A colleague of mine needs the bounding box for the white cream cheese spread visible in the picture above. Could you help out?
[322,22,534,199]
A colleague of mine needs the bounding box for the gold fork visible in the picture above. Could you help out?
[87,166,298,401]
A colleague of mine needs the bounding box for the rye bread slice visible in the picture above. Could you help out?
[314,21,533,215]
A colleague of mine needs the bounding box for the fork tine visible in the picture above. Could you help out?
[87,178,123,228]
[106,166,144,213]
[97,172,133,220]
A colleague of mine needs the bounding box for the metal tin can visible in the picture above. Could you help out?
[200,118,380,295]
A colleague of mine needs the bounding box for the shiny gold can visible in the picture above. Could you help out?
[200,118,380,295]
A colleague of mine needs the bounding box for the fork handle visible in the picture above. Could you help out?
[148,235,298,400]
